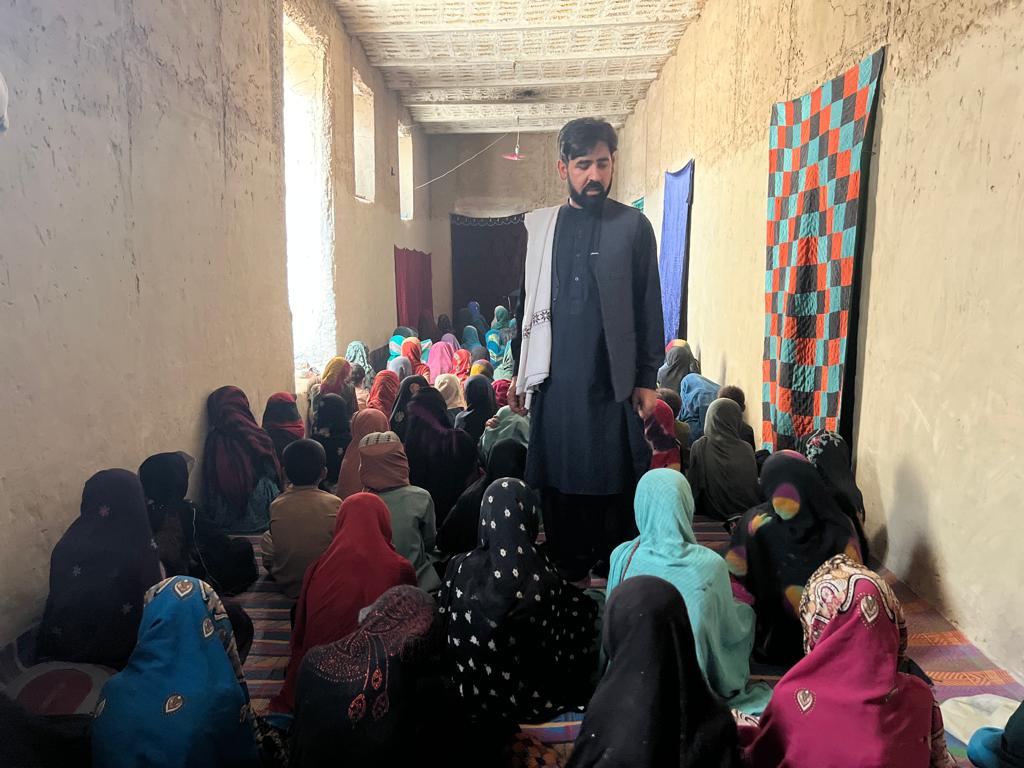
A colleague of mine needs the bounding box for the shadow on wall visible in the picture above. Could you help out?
[849,89,886,455]
[876,459,948,610]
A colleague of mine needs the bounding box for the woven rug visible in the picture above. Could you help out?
[236,523,1022,766]
[761,48,884,449]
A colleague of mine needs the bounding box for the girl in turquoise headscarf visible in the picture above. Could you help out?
[461,325,482,351]
[607,469,770,715]
[92,576,262,767]
[344,341,374,383]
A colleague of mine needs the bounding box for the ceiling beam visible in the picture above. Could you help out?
[406,97,639,108]
[389,72,658,89]
[423,123,625,134]
[346,16,695,35]
[411,110,632,123]
[372,50,672,68]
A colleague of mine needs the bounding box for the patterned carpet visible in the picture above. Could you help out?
[237,521,1023,765]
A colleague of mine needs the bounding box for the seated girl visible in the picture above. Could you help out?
[37,469,163,669]
[270,493,416,713]
[454,374,498,443]
[359,431,440,592]
[291,586,441,766]
[687,398,761,522]
[404,387,479,526]
[741,556,954,768]
[440,478,597,733]
[91,576,269,768]
[439,438,529,558]
[201,385,280,533]
[567,575,742,768]
[726,451,862,666]
[607,469,770,714]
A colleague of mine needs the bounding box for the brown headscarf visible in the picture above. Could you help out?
[358,431,410,492]
[336,409,390,499]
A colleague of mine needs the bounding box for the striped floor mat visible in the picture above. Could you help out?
[237,521,1022,765]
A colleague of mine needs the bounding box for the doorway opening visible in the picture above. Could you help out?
[283,13,335,377]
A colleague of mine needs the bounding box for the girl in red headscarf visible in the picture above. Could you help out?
[270,493,417,713]
[451,348,472,383]
[202,386,281,533]
[366,370,399,416]
[401,337,430,378]
[645,398,682,471]
[262,392,305,462]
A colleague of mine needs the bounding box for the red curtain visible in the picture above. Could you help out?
[394,247,433,330]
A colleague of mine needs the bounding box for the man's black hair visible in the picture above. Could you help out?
[558,118,618,163]
[282,439,327,486]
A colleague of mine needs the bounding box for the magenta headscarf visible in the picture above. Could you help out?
[741,555,953,767]
[427,341,455,385]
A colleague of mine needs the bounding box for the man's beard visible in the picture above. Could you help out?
[569,178,611,213]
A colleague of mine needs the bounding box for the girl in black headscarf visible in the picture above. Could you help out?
[454,374,497,443]
[797,428,870,559]
[687,398,762,522]
[404,387,479,525]
[37,469,163,669]
[725,451,863,666]
[438,439,528,557]
[138,452,198,576]
[312,393,352,489]
[567,575,742,768]
[440,478,598,730]
[389,374,429,441]
[291,586,442,766]
[657,342,700,394]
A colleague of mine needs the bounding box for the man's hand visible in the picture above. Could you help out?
[508,376,529,415]
[631,387,658,420]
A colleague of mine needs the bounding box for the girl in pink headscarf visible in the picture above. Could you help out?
[741,555,954,768]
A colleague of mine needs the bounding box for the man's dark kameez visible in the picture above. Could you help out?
[514,201,660,574]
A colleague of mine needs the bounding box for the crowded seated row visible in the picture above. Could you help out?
[5,309,1016,768]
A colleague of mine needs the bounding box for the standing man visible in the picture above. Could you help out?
[509,118,663,580]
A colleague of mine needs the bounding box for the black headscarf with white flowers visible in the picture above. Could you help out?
[439,477,597,726]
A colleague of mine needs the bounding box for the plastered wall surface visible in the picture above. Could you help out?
[618,0,1024,680]
[0,0,295,642]
[425,132,567,316]
[0,0,433,646]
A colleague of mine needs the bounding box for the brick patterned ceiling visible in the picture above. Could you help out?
[331,0,704,133]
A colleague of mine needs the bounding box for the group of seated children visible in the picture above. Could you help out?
[11,311,1019,768]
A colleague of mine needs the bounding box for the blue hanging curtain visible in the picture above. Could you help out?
[658,161,695,345]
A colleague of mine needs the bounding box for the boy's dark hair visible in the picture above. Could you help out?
[657,387,683,418]
[718,385,746,412]
[351,364,366,386]
[557,118,618,163]
[282,439,327,486]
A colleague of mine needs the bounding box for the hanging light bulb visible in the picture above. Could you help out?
[502,117,526,161]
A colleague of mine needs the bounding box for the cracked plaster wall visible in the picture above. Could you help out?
[619,0,1024,680]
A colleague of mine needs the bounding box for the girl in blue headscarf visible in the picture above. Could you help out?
[679,373,721,443]
[92,576,262,767]
[485,328,507,366]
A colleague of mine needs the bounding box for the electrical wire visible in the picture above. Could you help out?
[413,132,510,190]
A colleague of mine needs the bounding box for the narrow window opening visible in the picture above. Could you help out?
[398,123,414,220]
[352,69,375,202]
[283,13,336,376]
